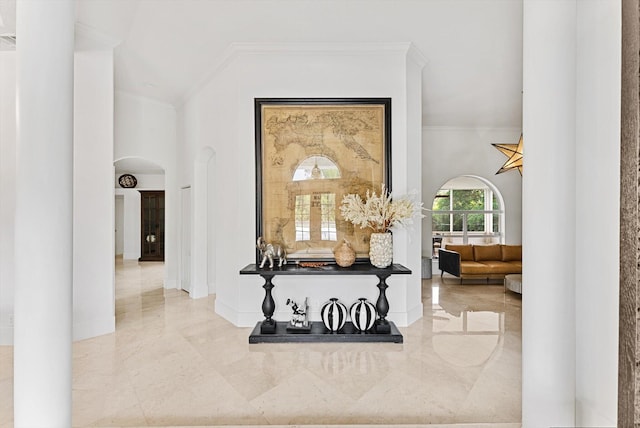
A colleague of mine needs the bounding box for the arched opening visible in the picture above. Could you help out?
[292,155,341,181]
[287,155,342,257]
[430,175,505,259]
[114,157,166,260]
[113,156,166,326]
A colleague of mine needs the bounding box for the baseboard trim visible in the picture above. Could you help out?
[0,325,13,345]
[405,302,424,326]
[73,315,115,341]
[215,299,238,326]
[1,316,119,344]
[164,279,179,289]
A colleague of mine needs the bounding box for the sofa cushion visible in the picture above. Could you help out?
[445,244,474,261]
[460,261,492,275]
[480,261,522,274]
[507,260,522,270]
[502,245,522,262]
[474,244,502,262]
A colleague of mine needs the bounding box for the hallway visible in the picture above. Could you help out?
[0,259,521,427]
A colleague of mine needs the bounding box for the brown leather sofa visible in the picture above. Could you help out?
[438,244,522,281]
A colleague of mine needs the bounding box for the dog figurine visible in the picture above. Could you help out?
[257,237,287,268]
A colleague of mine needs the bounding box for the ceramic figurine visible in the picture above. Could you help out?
[257,236,287,268]
[286,298,309,328]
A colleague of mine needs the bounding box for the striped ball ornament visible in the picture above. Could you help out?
[350,298,377,332]
[321,298,348,332]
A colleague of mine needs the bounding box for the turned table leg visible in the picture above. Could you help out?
[375,274,391,333]
[260,275,276,334]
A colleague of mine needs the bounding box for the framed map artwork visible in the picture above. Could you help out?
[254,98,392,264]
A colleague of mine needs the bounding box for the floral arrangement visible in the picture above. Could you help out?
[340,184,423,233]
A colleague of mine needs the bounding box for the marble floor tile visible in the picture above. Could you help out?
[0,259,522,427]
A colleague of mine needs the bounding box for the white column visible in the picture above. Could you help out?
[14,1,75,426]
[574,1,620,425]
[522,0,576,426]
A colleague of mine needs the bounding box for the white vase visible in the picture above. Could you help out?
[369,232,393,268]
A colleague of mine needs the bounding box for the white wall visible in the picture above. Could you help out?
[115,189,140,260]
[115,195,124,255]
[422,127,523,254]
[575,0,620,424]
[179,43,424,326]
[114,92,178,287]
[522,0,620,425]
[73,50,116,340]
[0,52,16,344]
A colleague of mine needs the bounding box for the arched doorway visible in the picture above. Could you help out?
[430,175,505,258]
[113,157,166,261]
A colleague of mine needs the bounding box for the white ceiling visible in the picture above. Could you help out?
[114,157,164,175]
[3,0,524,128]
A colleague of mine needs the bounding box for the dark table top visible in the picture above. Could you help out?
[239,263,411,276]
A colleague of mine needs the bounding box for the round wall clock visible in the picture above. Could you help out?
[118,174,137,188]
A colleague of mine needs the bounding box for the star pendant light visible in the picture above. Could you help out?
[492,134,523,176]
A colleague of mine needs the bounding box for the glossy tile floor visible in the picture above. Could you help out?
[0,260,522,427]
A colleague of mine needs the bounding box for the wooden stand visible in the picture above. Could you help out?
[239,263,412,343]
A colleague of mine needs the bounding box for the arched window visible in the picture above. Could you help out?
[291,156,340,242]
[431,176,505,256]
[292,156,341,181]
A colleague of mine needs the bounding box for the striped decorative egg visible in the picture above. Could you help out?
[320,298,348,332]
[349,298,377,332]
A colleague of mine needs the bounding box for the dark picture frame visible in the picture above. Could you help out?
[255,98,392,264]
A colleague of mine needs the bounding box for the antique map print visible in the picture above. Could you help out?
[260,103,387,259]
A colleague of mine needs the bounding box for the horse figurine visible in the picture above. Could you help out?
[256,236,287,268]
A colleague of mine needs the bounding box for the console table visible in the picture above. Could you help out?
[239,263,411,344]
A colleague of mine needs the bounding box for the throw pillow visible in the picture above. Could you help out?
[444,244,474,261]
[474,244,502,261]
[502,245,522,262]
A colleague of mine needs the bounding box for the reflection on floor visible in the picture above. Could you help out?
[0,259,522,427]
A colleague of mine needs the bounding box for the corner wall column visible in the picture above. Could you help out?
[14,0,75,425]
[522,0,577,425]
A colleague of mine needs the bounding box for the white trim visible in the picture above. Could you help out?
[74,22,121,50]
[122,252,138,260]
[181,41,426,107]
[0,326,13,345]
[73,315,115,341]
[405,302,424,326]
[164,279,179,289]
[406,42,429,68]
[423,125,523,132]
[115,90,177,109]
[214,298,239,326]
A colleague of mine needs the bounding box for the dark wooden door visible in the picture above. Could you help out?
[139,191,165,261]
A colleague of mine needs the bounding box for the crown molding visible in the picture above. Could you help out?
[180,41,426,107]
[115,90,177,109]
[75,22,121,51]
[422,125,523,132]
[406,42,428,68]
